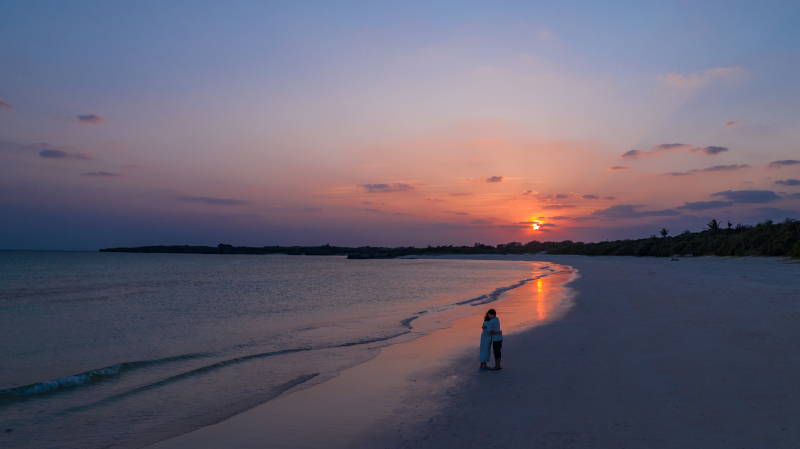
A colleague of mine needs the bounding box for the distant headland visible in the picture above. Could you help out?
[100,218,800,259]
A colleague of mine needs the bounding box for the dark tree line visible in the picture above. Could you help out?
[101,218,800,259]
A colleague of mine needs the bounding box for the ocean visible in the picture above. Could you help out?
[0,251,558,448]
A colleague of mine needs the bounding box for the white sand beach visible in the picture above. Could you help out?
[150,255,800,449]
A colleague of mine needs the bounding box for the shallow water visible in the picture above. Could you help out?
[0,252,557,449]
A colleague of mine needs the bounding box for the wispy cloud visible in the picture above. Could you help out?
[591,204,681,219]
[621,143,690,159]
[425,198,444,202]
[0,97,12,109]
[179,195,250,205]
[607,166,629,171]
[360,183,415,193]
[767,160,800,169]
[541,204,575,210]
[603,196,615,200]
[81,171,121,177]
[38,148,92,160]
[582,194,599,200]
[657,164,750,177]
[300,207,323,212]
[454,212,469,215]
[548,216,572,220]
[776,179,800,186]
[692,146,729,155]
[470,219,492,225]
[676,200,734,211]
[466,175,505,183]
[657,66,745,90]
[711,190,779,204]
[698,164,749,172]
[621,144,728,159]
[77,114,107,125]
[449,192,474,196]
[725,121,739,128]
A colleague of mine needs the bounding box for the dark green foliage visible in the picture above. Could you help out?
[100,219,800,258]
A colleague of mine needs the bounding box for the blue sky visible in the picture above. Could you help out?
[1,1,799,249]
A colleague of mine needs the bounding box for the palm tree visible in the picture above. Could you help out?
[660,228,669,238]
[707,218,720,236]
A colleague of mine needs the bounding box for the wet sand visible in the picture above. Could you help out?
[148,261,576,448]
[150,256,800,449]
[364,255,800,448]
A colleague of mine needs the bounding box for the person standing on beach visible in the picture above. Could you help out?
[485,309,503,370]
[479,311,493,370]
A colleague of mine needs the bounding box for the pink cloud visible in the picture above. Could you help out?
[658,66,745,90]
[0,97,12,109]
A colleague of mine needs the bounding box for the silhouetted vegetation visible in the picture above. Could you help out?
[100,218,800,259]
[532,218,800,258]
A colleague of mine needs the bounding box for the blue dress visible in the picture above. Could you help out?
[479,321,492,362]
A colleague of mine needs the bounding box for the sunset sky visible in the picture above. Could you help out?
[2,1,799,250]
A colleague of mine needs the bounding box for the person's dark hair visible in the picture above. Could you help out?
[484,308,496,321]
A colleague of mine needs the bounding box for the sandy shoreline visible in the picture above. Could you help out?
[150,255,800,448]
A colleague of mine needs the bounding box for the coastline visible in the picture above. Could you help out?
[149,255,800,448]
[148,259,577,448]
[366,255,800,448]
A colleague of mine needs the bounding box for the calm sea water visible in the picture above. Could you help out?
[0,252,556,448]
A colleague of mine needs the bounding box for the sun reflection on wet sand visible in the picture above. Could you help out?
[537,278,546,321]
[459,265,576,335]
[149,262,577,449]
